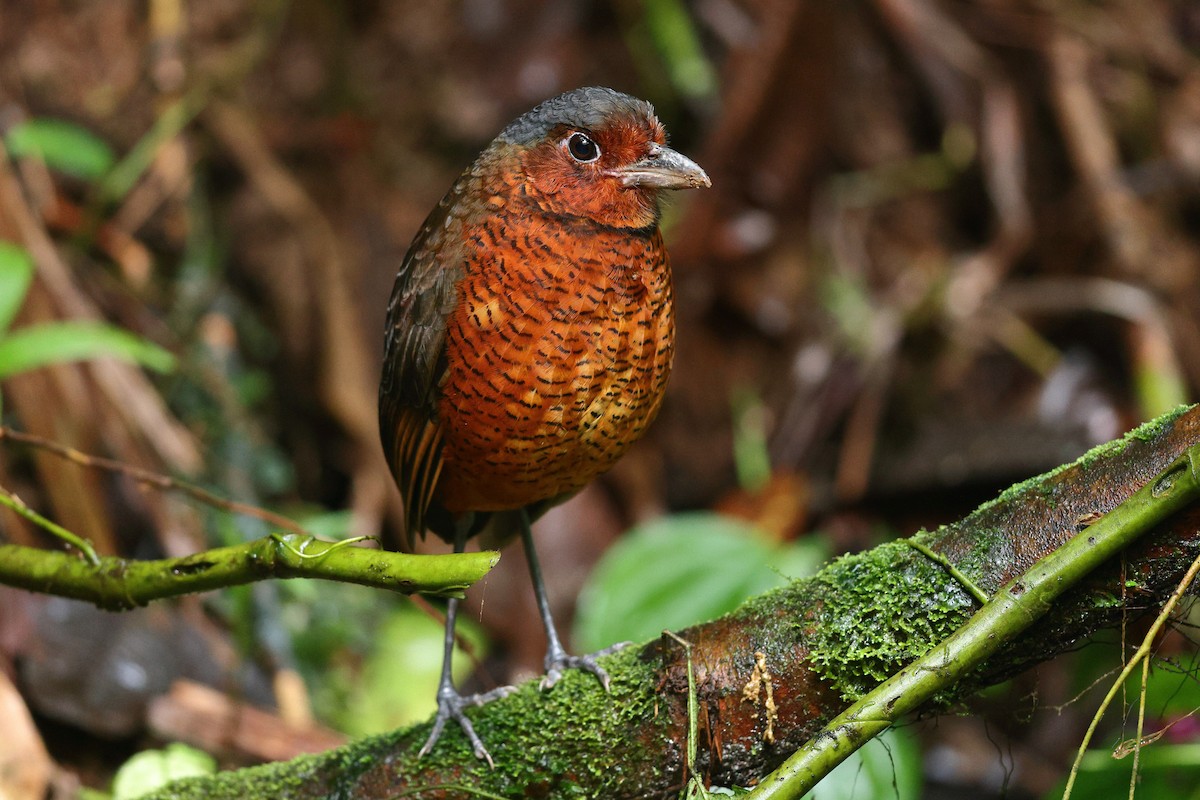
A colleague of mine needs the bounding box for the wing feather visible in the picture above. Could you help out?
[379,185,469,546]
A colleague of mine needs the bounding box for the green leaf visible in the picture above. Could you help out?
[0,241,34,335]
[111,743,216,800]
[5,118,115,181]
[804,728,921,800]
[0,321,175,380]
[574,512,827,652]
[1046,743,1200,800]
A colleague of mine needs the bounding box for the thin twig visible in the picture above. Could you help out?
[904,538,989,605]
[664,630,706,799]
[1130,657,1148,800]
[1062,543,1200,799]
[0,425,308,535]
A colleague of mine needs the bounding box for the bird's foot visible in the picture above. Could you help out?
[419,684,516,767]
[541,641,633,691]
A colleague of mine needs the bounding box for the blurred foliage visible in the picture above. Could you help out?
[1047,641,1200,800]
[806,729,921,800]
[335,603,487,736]
[731,386,774,492]
[0,321,175,382]
[102,743,216,800]
[639,0,717,102]
[278,579,487,737]
[574,511,827,653]
[0,242,175,411]
[1,0,1199,795]
[1048,743,1200,800]
[0,242,34,334]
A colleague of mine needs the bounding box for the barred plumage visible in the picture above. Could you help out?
[377,86,708,763]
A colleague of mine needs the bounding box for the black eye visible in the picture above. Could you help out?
[567,132,600,163]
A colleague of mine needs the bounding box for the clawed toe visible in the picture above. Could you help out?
[419,685,515,767]
[542,641,632,691]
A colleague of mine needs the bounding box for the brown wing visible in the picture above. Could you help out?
[379,186,468,547]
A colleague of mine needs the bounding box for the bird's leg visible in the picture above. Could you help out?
[519,509,629,690]
[419,525,514,766]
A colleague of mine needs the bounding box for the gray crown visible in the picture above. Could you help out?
[497,87,656,145]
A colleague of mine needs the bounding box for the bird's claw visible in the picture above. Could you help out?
[541,641,633,691]
[418,685,516,767]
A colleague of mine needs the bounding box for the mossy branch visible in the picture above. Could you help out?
[0,535,499,609]
[747,441,1200,799]
[132,404,1200,799]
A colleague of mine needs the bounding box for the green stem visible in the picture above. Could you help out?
[0,488,100,565]
[904,538,988,605]
[0,534,499,610]
[747,443,1200,800]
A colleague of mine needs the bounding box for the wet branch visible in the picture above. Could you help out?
[138,404,1200,799]
[0,535,499,609]
[748,440,1200,799]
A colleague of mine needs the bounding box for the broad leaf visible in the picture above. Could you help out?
[574,511,827,652]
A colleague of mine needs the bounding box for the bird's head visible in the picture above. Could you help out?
[496,87,710,230]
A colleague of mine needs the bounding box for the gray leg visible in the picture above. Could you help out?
[418,527,514,766]
[519,509,627,690]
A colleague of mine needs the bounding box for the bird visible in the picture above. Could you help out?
[378,86,710,764]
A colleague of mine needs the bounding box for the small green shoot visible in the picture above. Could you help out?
[665,630,710,799]
[642,0,718,101]
[110,743,216,800]
[4,118,116,181]
[732,386,772,493]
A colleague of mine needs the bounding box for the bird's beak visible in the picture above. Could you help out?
[611,143,711,190]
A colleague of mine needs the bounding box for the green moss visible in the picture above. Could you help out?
[143,646,667,799]
[516,649,658,781]
[963,406,1194,524]
[807,405,1197,702]
[1127,405,1193,441]
[146,751,334,799]
[1089,591,1126,609]
[807,541,977,699]
[392,644,667,797]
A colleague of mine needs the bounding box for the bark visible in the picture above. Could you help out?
[148,405,1200,799]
